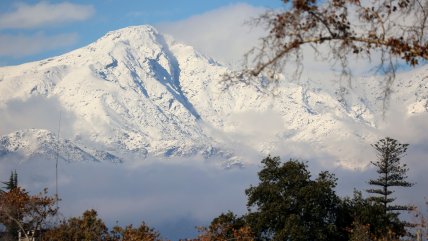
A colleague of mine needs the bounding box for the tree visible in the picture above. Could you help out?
[341,190,399,239]
[109,222,162,241]
[366,137,414,237]
[194,211,255,241]
[43,209,162,241]
[244,156,343,241]
[42,209,110,241]
[0,187,57,240]
[367,137,413,211]
[2,170,18,192]
[241,0,427,81]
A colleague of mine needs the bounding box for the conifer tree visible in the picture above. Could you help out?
[366,137,414,238]
[367,137,413,212]
[2,170,18,192]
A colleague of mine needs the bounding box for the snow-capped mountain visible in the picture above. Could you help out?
[0,25,426,167]
[0,129,122,163]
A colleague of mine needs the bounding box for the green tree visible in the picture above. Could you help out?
[2,170,18,192]
[341,190,398,240]
[366,137,414,237]
[244,156,343,241]
[367,137,413,210]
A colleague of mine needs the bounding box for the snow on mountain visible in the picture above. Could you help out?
[0,25,426,167]
[0,129,122,163]
[0,26,223,160]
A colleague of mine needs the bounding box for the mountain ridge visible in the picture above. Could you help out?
[0,25,427,168]
[0,129,122,163]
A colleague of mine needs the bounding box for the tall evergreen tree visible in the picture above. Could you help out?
[2,170,18,192]
[367,137,413,211]
[366,137,414,237]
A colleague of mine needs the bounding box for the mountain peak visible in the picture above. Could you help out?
[97,25,160,43]
[84,24,167,56]
[111,25,159,35]
[0,24,228,162]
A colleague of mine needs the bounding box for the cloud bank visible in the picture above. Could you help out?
[0,2,94,30]
[1,150,426,240]
[0,157,259,240]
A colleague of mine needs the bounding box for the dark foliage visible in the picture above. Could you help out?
[244,156,344,241]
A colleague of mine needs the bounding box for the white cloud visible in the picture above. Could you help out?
[0,96,76,137]
[0,1,95,30]
[157,3,267,67]
[0,32,78,57]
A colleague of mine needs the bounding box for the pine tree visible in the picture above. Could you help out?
[366,137,414,238]
[2,170,18,192]
[367,137,413,212]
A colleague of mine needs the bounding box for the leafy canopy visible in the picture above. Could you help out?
[245,156,342,241]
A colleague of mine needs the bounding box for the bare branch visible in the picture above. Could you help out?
[243,0,428,82]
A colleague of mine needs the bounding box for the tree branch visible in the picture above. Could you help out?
[251,35,428,76]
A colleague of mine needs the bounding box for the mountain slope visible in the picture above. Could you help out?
[0,26,223,159]
[0,25,426,167]
[0,129,122,163]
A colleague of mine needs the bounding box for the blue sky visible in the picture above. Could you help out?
[0,1,283,66]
